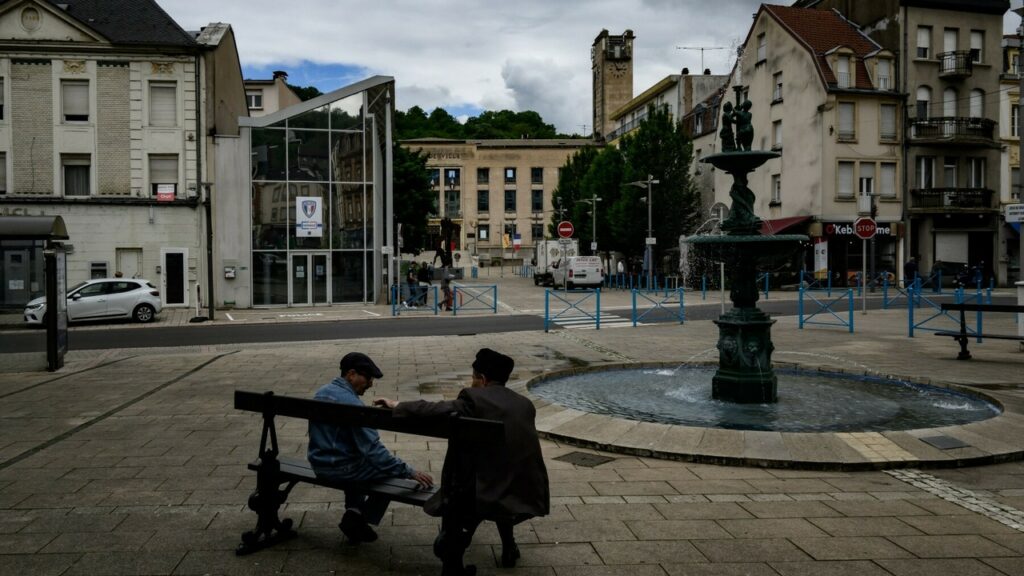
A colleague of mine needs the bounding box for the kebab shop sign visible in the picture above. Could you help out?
[825,221,892,238]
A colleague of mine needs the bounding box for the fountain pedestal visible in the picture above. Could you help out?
[686,148,806,404]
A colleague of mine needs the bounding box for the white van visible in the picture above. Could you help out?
[551,256,604,289]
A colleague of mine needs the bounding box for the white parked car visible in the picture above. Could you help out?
[24,278,162,326]
[551,256,604,289]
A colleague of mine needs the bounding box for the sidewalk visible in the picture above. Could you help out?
[0,273,1022,575]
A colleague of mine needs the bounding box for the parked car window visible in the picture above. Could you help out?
[77,283,107,297]
[109,281,138,294]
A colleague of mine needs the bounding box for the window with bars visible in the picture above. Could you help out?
[838,102,855,140]
[149,82,177,127]
[149,155,178,196]
[62,155,91,196]
[61,80,89,122]
[880,104,897,141]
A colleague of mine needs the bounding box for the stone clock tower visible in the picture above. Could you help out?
[592,29,635,141]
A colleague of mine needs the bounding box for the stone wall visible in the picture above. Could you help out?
[96,63,130,195]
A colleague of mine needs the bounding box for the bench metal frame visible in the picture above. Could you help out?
[936,303,1024,360]
[233,390,503,555]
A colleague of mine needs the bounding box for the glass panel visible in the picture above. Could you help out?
[365,184,375,247]
[289,104,329,130]
[253,251,288,305]
[252,182,289,249]
[332,251,366,302]
[287,129,329,181]
[313,254,329,303]
[331,130,365,182]
[291,253,310,305]
[330,93,364,131]
[251,128,286,180]
[333,183,366,249]
[289,182,331,250]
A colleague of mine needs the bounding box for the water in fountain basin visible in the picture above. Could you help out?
[530,366,999,433]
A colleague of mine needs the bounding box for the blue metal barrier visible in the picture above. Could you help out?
[631,288,685,326]
[798,286,854,333]
[800,270,832,295]
[392,284,439,316]
[544,288,601,332]
[452,284,498,315]
[907,286,977,338]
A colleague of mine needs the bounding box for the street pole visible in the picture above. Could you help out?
[862,238,868,315]
[1018,8,1024,293]
[628,175,659,290]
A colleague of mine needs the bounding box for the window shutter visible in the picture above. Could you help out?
[838,162,854,197]
[969,90,983,118]
[150,83,176,127]
[62,81,88,119]
[917,27,930,51]
[839,103,854,135]
[150,156,178,183]
[881,163,896,197]
[881,105,896,138]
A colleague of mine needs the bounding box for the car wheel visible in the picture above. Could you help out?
[133,303,156,323]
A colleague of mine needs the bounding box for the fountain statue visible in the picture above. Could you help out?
[685,86,808,403]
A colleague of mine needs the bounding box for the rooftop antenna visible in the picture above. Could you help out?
[676,46,727,72]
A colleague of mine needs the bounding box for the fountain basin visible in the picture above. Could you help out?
[529,364,999,433]
[701,150,780,173]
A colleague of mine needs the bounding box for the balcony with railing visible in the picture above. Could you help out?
[938,51,974,79]
[909,187,995,212]
[908,117,996,146]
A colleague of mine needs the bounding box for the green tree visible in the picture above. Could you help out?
[464,110,558,139]
[287,84,322,101]
[551,146,598,237]
[613,105,699,268]
[578,146,625,256]
[392,145,434,254]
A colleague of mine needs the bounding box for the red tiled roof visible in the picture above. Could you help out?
[763,5,881,91]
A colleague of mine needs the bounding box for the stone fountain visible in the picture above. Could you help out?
[685,87,808,403]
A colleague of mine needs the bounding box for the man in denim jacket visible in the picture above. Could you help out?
[308,352,433,544]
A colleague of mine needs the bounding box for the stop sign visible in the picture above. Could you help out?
[557,221,575,238]
[853,217,877,240]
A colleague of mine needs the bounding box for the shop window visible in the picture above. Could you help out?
[61,80,89,122]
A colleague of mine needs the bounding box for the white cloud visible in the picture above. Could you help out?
[160,0,1023,133]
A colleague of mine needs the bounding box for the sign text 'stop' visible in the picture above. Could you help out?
[853,217,877,240]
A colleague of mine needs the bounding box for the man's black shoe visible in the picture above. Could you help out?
[339,511,378,544]
[501,543,520,568]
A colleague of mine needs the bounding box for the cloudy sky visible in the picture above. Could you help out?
[161,0,1024,135]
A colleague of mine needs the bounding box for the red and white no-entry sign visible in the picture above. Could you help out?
[853,217,877,240]
[557,221,575,238]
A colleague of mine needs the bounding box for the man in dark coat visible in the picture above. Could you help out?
[375,348,549,576]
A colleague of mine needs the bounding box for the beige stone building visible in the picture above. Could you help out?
[592,29,634,142]
[697,5,903,283]
[244,70,301,117]
[400,138,594,264]
[796,0,1009,285]
[999,33,1020,282]
[0,0,247,309]
[607,70,729,144]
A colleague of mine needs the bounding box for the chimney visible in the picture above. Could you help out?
[704,68,711,75]
[272,70,288,81]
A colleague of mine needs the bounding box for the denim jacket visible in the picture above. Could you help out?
[307,377,414,480]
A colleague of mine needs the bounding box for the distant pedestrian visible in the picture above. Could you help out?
[441,276,453,311]
[403,263,419,309]
[417,262,431,306]
[903,256,918,288]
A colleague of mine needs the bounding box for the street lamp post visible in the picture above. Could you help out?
[577,194,602,255]
[628,174,659,288]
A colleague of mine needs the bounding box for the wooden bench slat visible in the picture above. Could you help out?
[234,390,503,442]
[249,457,437,507]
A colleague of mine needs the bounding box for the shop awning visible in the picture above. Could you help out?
[0,216,69,240]
[760,215,812,235]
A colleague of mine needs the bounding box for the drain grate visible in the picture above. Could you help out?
[920,435,971,450]
[554,451,615,468]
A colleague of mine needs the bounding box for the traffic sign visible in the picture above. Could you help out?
[557,221,574,238]
[1006,204,1024,223]
[853,217,877,240]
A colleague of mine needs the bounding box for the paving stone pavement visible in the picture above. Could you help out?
[1,277,1023,575]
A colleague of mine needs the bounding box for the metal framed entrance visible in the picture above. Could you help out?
[289,252,329,305]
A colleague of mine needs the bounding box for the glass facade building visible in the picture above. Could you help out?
[245,78,393,306]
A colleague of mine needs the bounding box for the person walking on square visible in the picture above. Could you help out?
[441,275,454,311]
[308,352,434,544]
[375,348,549,576]
[403,263,419,308]
[903,255,918,289]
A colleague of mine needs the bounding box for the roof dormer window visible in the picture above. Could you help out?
[836,55,851,88]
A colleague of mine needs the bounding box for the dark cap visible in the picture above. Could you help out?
[340,352,383,379]
[471,348,514,384]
